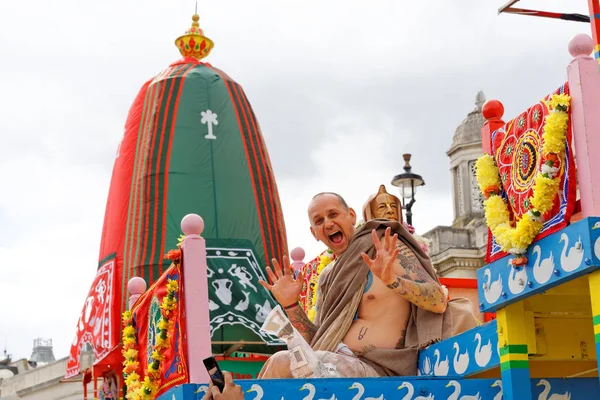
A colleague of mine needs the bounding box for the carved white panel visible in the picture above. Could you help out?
[456,167,464,216]
[469,160,484,213]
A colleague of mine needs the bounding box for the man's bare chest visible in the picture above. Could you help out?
[358,272,408,314]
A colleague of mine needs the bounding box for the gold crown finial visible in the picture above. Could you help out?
[175,12,214,60]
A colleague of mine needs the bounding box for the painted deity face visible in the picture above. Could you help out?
[370,193,400,221]
[308,194,357,256]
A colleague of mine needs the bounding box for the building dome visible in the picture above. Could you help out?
[449,91,486,151]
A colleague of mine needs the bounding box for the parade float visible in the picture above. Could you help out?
[65,12,289,399]
[68,1,600,398]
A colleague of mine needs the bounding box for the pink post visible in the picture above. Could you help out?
[127,277,147,310]
[481,100,505,155]
[290,247,305,277]
[180,213,211,384]
[567,33,600,217]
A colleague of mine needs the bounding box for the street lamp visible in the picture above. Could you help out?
[391,153,425,226]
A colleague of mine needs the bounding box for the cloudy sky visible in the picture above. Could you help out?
[0,0,589,361]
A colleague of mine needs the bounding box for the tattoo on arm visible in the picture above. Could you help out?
[387,242,448,312]
[286,306,317,343]
[386,275,446,312]
[396,242,434,283]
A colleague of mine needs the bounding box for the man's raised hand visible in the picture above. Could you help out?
[361,227,399,285]
[258,255,304,308]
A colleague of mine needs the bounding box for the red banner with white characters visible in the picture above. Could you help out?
[66,260,116,378]
[131,263,188,396]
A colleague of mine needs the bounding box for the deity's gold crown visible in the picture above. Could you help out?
[174,14,214,60]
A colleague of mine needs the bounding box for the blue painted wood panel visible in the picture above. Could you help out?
[159,377,599,400]
[418,320,499,378]
[477,217,600,313]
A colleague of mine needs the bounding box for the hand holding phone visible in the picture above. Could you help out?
[203,356,225,392]
[201,360,244,400]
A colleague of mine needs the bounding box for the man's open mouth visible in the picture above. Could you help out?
[328,231,344,244]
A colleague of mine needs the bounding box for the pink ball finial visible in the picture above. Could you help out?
[127,277,147,295]
[181,213,204,235]
[482,100,504,120]
[290,247,305,276]
[568,34,594,58]
[290,247,305,262]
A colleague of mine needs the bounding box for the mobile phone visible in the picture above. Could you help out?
[203,356,225,392]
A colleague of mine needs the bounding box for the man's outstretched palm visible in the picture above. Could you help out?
[361,227,399,285]
[259,255,304,307]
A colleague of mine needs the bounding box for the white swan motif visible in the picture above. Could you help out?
[559,233,584,272]
[483,269,503,304]
[452,342,470,374]
[420,356,432,376]
[474,333,492,368]
[591,222,600,260]
[446,380,481,400]
[433,349,449,376]
[194,385,209,395]
[532,245,554,284]
[398,382,434,400]
[247,383,264,400]
[536,379,571,400]
[348,382,384,400]
[491,380,502,400]
[508,264,527,295]
[300,383,336,400]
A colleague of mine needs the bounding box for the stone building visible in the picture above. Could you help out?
[423,92,489,278]
[0,339,95,400]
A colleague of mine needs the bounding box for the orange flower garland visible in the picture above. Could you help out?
[475,93,571,264]
[122,277,179,400]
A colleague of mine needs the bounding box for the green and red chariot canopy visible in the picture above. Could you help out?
[66,15,288,387]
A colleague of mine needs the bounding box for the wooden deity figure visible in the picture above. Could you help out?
[363,184,403,223]
[362,184,430,255]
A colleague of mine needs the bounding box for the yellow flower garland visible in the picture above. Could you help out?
[475,93,571,260]
[122,278,179,400]
[306,249,335,322]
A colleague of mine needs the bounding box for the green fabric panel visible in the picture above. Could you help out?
[124,79,163,293]
[142,75,177,282]
[234,79,287,263]
[142,65,188,282]
[229,82,277,260]
[136,77,167,281]
[165,63,266,268]
[218,76,275,266]
[203,239,281,346]
[593,314,600,326]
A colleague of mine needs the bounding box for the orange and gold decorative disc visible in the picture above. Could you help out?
[175,14,214,60]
